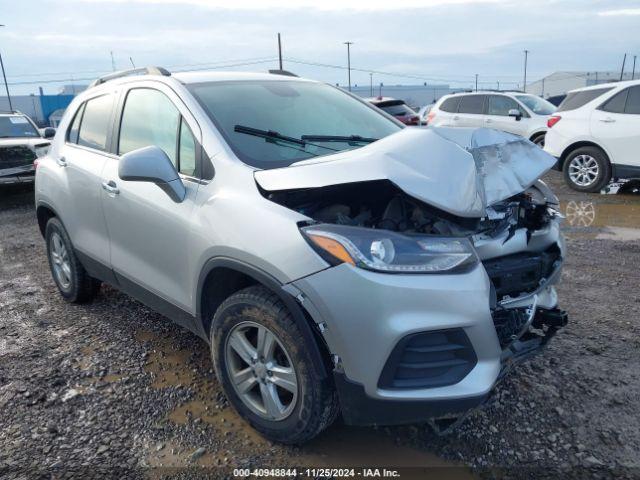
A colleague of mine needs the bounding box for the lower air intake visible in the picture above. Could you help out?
[378,329,477,390]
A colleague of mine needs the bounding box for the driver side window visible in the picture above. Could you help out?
[487,95,521,116]
[118,88,198,176]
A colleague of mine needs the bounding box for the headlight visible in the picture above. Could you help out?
[301,224,478,273]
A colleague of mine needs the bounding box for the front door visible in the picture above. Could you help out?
[100,84,202,320]
[484,95,530,136]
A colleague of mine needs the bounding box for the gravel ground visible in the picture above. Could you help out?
[1,172,639,479]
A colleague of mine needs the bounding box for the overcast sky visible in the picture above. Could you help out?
[1,0,639,95]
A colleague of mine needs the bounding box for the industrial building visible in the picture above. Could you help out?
[526,71,636,98]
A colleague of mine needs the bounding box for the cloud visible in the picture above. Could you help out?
[78,0,504,10]
[598,8,640,16]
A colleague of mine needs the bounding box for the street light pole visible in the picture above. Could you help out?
[475,73,478,91]
[344,41,353,92]
[0,25,12,111]
[632,55,637,80]
[523,49,529,92]
[369,72,373,97]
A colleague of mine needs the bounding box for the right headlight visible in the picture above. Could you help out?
[300,224,478,274]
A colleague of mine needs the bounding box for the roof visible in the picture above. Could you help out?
[567,78,640,93]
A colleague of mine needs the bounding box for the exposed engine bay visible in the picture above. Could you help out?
[263,179,557,240]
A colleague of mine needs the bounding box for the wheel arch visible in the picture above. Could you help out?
[528,130,546,142]
[558,140,611,171]
[196,257,329,379]
[36,202,59,238]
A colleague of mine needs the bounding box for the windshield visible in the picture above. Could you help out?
[188,80,402,169]
[0,116,40,138]
[557,88,614,112]
[514,95,556,115]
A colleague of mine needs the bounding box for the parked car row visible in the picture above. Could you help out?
[0,110,55,186]
[371,81,640,193]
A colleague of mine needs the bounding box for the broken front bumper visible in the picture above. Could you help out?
[291,223,566,427]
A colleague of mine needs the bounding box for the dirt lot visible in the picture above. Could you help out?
[1,172,639,479]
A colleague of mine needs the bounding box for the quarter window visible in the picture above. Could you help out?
[457,95,485,114]
[178,118,197,176]
[119,89,180,166]
[439,96,461,113]
[487,95,521,116]
[67,103,85,144]
[77,95,114,151]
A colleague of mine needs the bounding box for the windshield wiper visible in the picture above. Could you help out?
[234,125,306,146]
[300,134,378,144]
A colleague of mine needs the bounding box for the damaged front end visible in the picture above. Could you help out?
[257,127,567,429]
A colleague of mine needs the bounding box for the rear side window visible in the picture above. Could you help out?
[600,89,628,114]
[77,95,114,151]
[557,88,613,112]
[458,95,485,114]
[487,95,521,116]
[439,97,460,113]
[625,86,640,114]
[119,89,180,166]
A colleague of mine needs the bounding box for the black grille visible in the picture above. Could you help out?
[482,245,560,300]
[0,146,36,169]
[378,329,477,390]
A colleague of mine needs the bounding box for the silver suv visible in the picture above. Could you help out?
[35,67,568,444]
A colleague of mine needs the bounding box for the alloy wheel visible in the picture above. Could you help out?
[568,154,599,187]
[50,232,72,289]
[225,321,298,421]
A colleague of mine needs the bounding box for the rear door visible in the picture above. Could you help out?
[100,83,202,321]
[53,92,116,266]
[455,94,487,128]
[485,95,529,136]
[431,96,460,126]
[591,86,640,168]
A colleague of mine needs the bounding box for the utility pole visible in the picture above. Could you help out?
[542,78,545,97]
[110,51,116,72]
[620,53,627,81]
[277,33,283,70]
[344,41,353,92]
[129,57,136,68]
[379,82,383,97]
[475,74,478,91]
[523,49,529,92]
[632,55,637,80]
[0,25,12,111]
[496,80,500,91]
[369,73,373,97]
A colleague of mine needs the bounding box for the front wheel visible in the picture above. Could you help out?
[563,146,611,193]
[211,286,338,444]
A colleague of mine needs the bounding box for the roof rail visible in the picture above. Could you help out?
[89,66,171,88]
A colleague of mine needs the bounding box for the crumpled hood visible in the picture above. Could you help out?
[254,127,557,218]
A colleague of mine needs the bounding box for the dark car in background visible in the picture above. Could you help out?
[367,97,420,125]
[0,111,54,187]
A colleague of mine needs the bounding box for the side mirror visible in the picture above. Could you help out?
[41,127,56,138]
[118,146,186,203]
[508,109,522,121]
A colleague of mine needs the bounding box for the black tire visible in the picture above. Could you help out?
[211,285,339,444]
[45,217,101,303]
[562,146,611,193]
[531,133,545,148]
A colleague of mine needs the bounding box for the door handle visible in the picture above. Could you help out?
[102,180,120,195]
[485,119,493,123]
[56,156,67,167]
[453,115,460,121]
[599,117,616,123]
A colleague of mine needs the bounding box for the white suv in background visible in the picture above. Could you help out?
[427,91,556,147]
[544,80,640,192]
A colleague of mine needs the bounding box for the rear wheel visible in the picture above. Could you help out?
[45,217,101,303]
[563,146,611,192]
[211,286,338,444]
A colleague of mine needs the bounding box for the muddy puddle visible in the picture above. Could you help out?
[136,329,476,478]
[561,193,640,241]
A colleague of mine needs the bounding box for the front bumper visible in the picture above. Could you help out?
[291,222,566,426]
